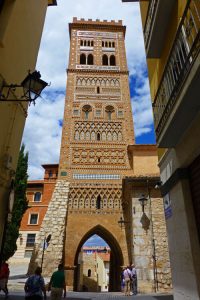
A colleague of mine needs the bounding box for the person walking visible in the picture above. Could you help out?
[131,264,137,295]
[48,263,66,300]
[123,266,131,296]
[24,266,46,300]
[0,261,9,297]
[120,267,125,293]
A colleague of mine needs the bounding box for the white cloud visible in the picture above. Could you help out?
[22,0,152,179]
[131,76,154,137]
[23,92,64,179]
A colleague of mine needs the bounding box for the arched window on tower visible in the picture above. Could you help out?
[80,53,86,65]
[112,42,115,48]
[84,40,87,46]
[88,269,91,277]
[97,133,101,141]
[102,54,108,66]
[87,54,94,65]
[110,55,116,66]
[109,42,111,47]
[105,41,108,47]
[91,41,94,47]
[105,105,114,121]
[82,105,92,120]
[96,195,101,209]
[80,40,83,46]
[102,41,104,47]
[97,86,100,94]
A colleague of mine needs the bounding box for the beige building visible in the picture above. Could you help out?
[0,0,57,256]
[122,0,200,299]
[79,246,110,292]
[29,18,171,293]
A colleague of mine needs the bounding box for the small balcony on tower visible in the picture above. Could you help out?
[153,0,200,147]
[143,0,175,58]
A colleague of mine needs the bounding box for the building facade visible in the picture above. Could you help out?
[29,18,171,293]
[122,0,200,299]
[80,246,110,292]
[9,164,58,263]
[0,0,57,257]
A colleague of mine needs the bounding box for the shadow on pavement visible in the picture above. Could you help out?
[152,296,173,300]
[9,274,27,280]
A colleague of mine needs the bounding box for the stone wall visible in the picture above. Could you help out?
[132,190,171,293]
[28,180,70,276]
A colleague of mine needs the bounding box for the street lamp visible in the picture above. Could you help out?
[41,234,51,271]
[138,188,158,293]
[118,216,130,229]
[138,194,148,213]
[0,70,48,105]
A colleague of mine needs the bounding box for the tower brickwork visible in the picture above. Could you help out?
[59,18,135,291]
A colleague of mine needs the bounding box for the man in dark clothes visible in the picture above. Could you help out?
[48,264,66,300]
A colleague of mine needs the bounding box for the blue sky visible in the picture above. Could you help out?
[22,0,155,179]
[84,235,109,247]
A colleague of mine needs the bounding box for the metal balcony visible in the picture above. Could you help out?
[144,0,175,58]
[153,0,200,147]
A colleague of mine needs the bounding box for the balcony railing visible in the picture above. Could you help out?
[144,0,158,48]
[153,0,200,141]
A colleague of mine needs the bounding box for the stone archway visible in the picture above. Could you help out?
[73,225,124,292]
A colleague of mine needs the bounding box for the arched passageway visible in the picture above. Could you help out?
[73,225,124,292]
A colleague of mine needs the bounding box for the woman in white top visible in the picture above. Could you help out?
[123,266,131,296]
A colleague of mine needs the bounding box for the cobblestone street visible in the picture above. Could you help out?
[0,291,173,300]
[0,265,173,300]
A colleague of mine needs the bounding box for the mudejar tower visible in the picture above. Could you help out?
[32,18,136,291]
[61,18,135,291]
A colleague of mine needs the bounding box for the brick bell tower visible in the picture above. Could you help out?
[61,17,135,291]
[30,18,135,291]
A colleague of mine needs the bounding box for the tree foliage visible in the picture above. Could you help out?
[2,144,28,261]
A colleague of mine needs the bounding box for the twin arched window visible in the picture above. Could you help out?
[105,105,114,120]
[81,105,114,121]
[80,53,94,65]
[80,54,115,66]
[82,105,92,120]
[102,54,116,66]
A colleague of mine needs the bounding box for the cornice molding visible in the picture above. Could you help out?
[67,68,129,75]
[69,23,126,37]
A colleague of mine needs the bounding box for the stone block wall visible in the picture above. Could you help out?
[28,180,70,276]
[132,192,172,293]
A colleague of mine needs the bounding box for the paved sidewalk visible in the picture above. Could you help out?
[0,291,173,300]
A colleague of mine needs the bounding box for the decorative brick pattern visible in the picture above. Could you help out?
[68,184,122,211]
